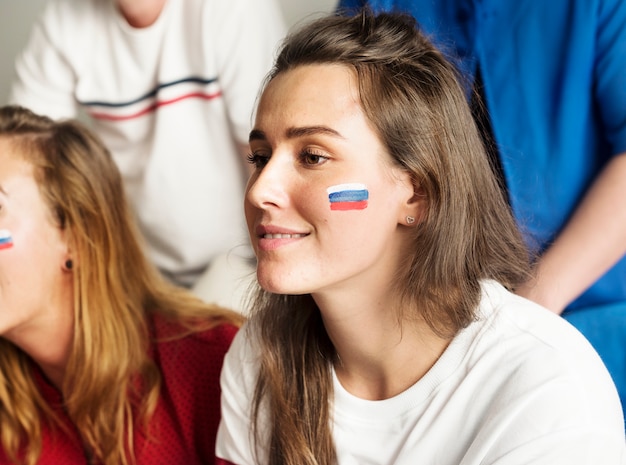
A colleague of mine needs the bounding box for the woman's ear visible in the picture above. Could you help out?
[398,173,427,226]
[60,228,77,272]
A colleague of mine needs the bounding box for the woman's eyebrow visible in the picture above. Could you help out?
[249,126,344,143]
[285,126,344,139]
[249,129,266,142]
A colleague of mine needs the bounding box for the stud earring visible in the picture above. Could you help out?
[406,216,415,224]
[65,259,73,270]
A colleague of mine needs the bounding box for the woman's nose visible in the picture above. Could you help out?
[245,155,290,210]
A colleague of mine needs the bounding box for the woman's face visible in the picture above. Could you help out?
[245,64,418,297]
[0,139,70,341]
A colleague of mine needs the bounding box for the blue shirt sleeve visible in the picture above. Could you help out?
[595,0,626,155]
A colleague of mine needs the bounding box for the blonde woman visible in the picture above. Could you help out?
[0,105,244,465]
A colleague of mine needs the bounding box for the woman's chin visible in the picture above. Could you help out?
[256,275,308,296]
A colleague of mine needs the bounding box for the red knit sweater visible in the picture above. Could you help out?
[0,316,239,465]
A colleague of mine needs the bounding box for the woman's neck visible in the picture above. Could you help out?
[7,308,74,390]
[317,292,450,401]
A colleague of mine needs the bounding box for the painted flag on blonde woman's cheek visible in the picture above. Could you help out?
[0,229,13,250]
[327,183,369,211]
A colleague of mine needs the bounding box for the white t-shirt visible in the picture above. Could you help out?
[10,0,286,285]
[216,281,626,464]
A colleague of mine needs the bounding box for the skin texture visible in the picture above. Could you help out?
[0,138,73,389]
[245,64,446,400]
[115,0,167,28]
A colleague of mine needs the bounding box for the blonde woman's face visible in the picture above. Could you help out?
[0,139,70,342]
[245,64,416,297]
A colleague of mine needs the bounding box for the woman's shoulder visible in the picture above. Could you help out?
[437,281,626,453]
[471,281,622,421]
[479,280,599,353]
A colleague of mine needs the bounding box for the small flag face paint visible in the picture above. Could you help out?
[0,229,13,250]
[327,183,369,211]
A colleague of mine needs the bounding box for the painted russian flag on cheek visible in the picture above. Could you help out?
[0,229,13,250]
[327,183,369,211]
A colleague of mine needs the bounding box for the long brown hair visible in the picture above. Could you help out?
[0,105,244,465]
[249,9,531,465]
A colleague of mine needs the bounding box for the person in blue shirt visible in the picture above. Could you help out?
[337,0,626,417]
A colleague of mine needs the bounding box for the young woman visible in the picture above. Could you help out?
[215,10,626,465]
[0,105,244,465]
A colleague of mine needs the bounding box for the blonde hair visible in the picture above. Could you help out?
[249,10,531,464]
[0,105,244,465]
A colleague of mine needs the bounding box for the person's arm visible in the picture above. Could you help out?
[516,151,626,314]
[516,0,626,314]
[8,0,80,119]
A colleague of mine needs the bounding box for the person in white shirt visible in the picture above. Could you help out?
[9,0,286,310]
[215,9,626,465]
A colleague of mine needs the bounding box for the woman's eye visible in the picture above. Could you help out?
[301,151,328,166]
[247,152,270,168]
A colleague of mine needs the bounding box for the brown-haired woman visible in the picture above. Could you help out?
[215,9,625,465]
[0,105,244,465]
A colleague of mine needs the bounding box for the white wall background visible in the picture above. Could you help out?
[0,0,338,104]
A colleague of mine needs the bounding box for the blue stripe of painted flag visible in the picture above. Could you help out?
[329,190,369,202]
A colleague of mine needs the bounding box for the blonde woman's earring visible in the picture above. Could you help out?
[406,216,415,224]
